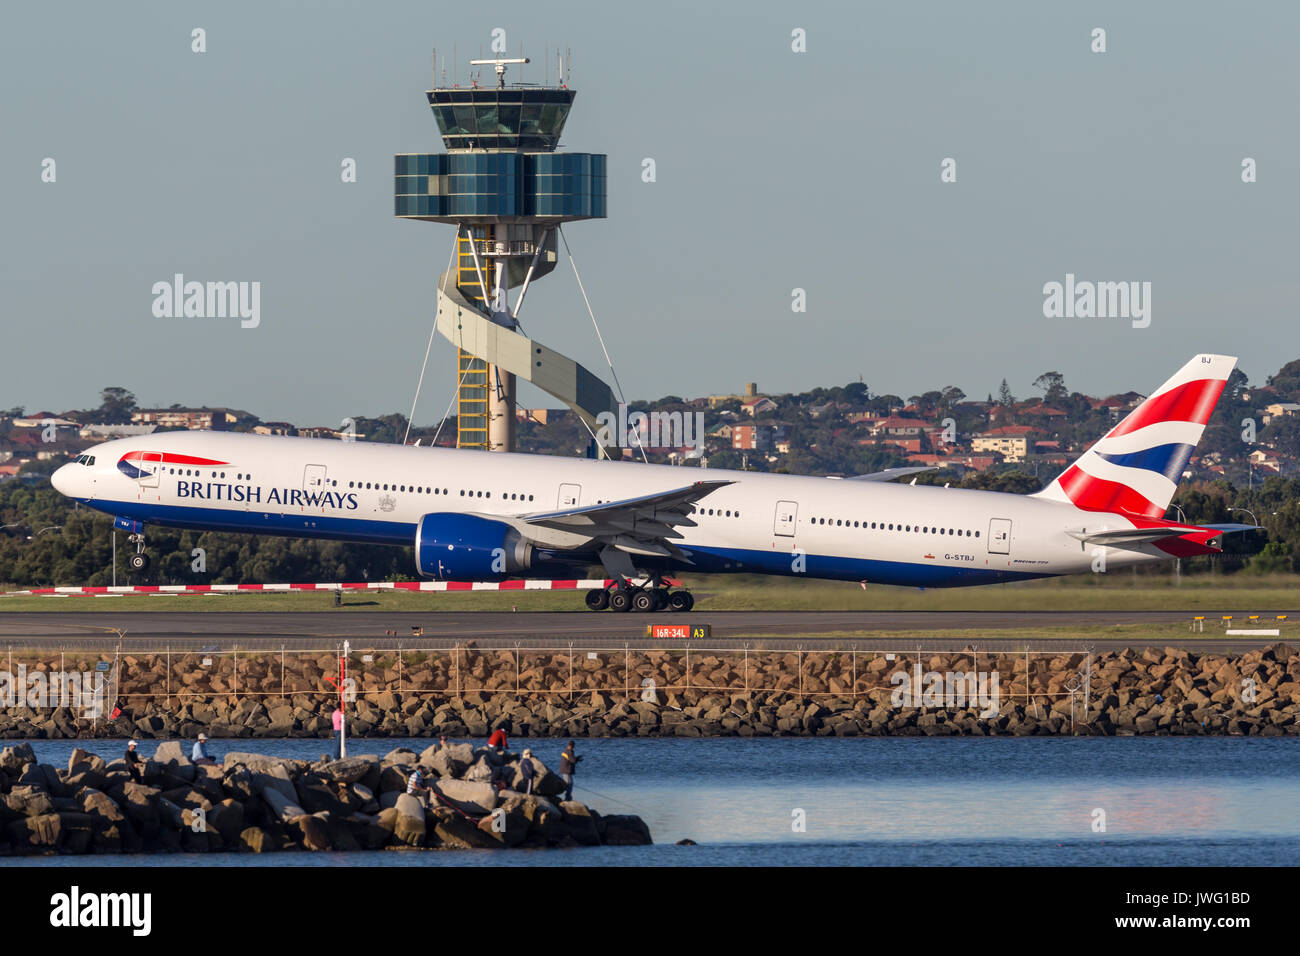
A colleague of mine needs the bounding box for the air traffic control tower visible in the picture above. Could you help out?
[395,55,617,455]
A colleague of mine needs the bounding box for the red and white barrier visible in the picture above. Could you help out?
[2,578,675,597]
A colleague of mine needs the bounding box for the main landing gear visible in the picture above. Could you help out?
[584,582,694,613]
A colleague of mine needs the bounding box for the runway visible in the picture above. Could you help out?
[0,609,1289,653]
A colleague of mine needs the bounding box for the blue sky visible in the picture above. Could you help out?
[2,1,1297,424]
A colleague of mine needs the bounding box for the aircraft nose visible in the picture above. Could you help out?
[51,463,74,496]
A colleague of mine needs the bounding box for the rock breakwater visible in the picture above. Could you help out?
[0,741,650,855]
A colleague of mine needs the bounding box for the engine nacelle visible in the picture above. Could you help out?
[414,513,533,581]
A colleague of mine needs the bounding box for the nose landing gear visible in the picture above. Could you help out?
[126,532,151,573]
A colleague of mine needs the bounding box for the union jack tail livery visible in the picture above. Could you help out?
[1034,353,1237,518]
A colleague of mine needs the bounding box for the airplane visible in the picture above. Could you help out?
[51,354,1254,612]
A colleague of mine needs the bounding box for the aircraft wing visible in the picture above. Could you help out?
[844,466,937,482]
[518,480,733,558]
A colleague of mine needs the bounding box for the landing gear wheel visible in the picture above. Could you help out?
[608,588,633,613]
[668,590,694,612]
[585,588,610,611]
[128,552,150,572]
[632,589,657,613]
[650,588,670,611]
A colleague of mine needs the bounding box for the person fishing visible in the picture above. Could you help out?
[559,740,582,802]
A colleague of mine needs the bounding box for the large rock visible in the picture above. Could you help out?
[79,788,126,826]
[8,812,61,850]
[150,743,195,780]
[65,768,109,792]
[600,814,652,845]
[223,751,296,771]
[207,800,246,845]
[0,743,36,772]
[477,806,528,847]
[263,786,306,824]
[558,801,601,846]
[253,764,298,803]
[417,744,442,772]
[434,779,499,816]
[112,783,161,828]
[238,826,274,853]
[511,758,566,798]
[392,793,426,846]
[432,809,500,849]
[152,740,189,766]
[296,780,348,816]
[378,765,415,794]
[429,742,474,779]
[382,747,419,766]
[68,747,107,775]
[5,787,55,818]
[318,756,375,784]
[59,812,95,854]
[292,813,333,851]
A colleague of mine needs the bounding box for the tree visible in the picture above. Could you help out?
[843,382,869,404]
[1267,359,1300,399]
[940,386,966,410]
[997,379,1015,407]
[96,387,137,424]
[1032,371,1068,406]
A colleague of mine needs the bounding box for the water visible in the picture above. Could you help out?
[5,737,1299,866]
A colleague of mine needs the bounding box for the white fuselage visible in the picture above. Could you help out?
[52,430,1175,586]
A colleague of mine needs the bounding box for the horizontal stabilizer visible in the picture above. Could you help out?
[1066,526,1203,547]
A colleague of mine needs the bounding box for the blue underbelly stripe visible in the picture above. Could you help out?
[83,499,1052,587]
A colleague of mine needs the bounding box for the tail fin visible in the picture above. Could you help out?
[1033,354,1237,518]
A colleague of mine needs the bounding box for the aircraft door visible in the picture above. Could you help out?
[558,483,581,509]
[123,451,160,490]
[303,464,328,509]
[774,500,798,537]
[988,518,1011,554]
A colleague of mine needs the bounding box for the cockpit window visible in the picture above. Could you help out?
[87,456,95,465]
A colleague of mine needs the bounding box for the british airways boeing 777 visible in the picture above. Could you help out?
[51,354,1250,611]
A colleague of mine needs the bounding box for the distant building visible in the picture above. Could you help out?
[708,382,762,408]
[78,423,158,439]
[298,426,367,441]
[741,396,778,417]
[907,453,997,473]
[132,408,241,430]
[732,423,788,452]
[253,422,298,436]
[1263,403,1300,425]
[972,425,1039,462]
[517,408,567,426]
[13,414,78,429]
[868,416,928,438]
